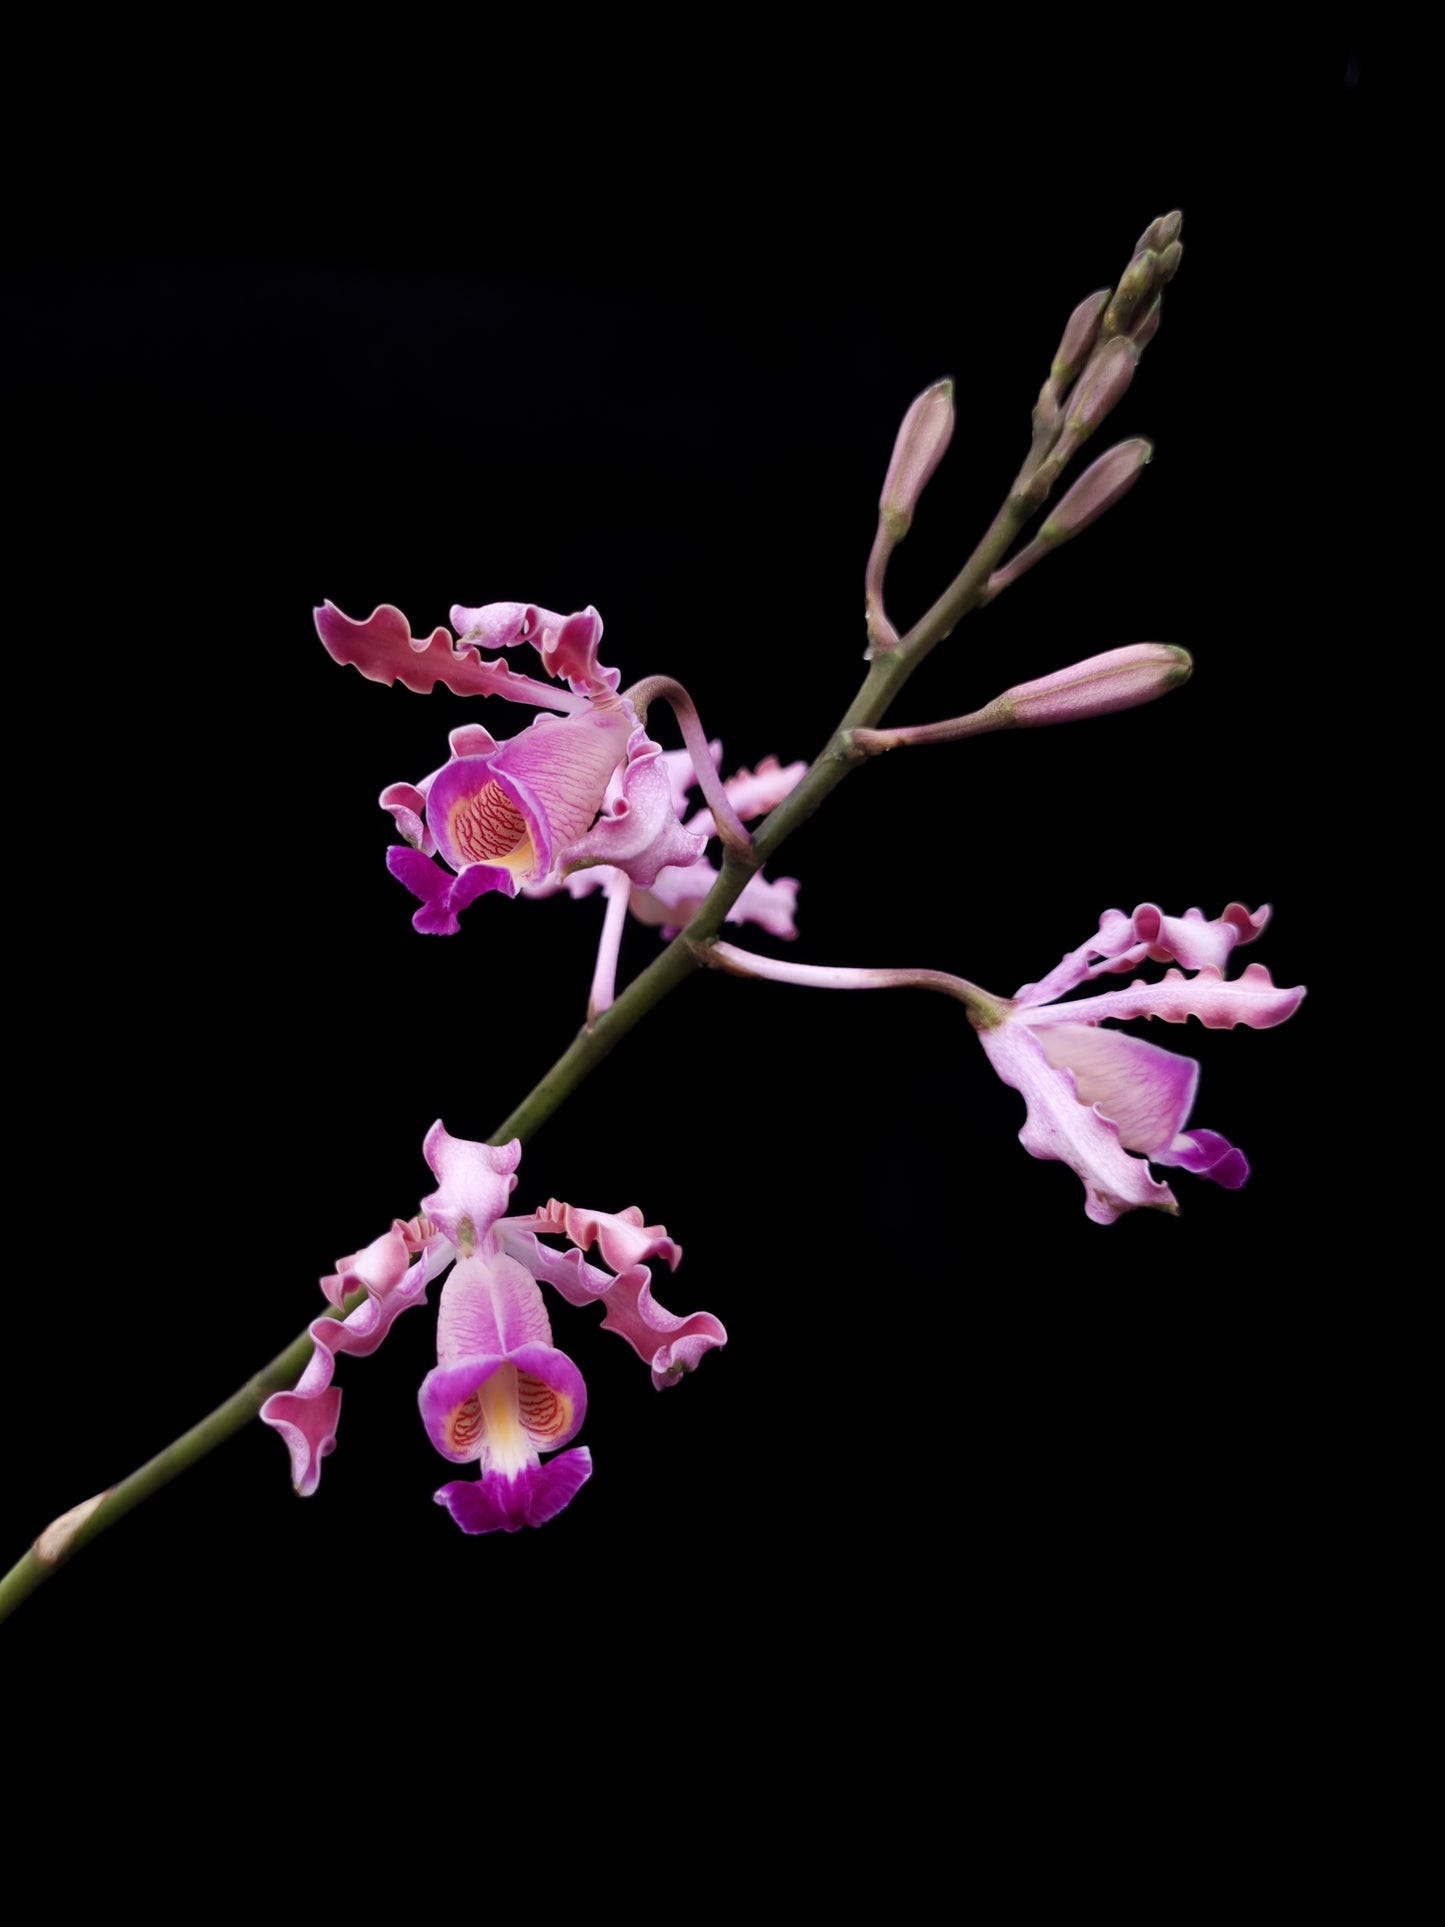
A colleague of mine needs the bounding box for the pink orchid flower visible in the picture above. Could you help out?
[316,599,705,935]
[977,902,1304,1223]
[260,1123,723,1533]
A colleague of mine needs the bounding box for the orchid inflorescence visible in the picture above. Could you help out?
[4,212,1305,1610]
[278,210,1301,1538]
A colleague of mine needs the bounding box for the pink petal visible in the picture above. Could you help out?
[316,601,590,710]
[259,1385,342,1498]
[1023,963,1305,1031]
[529,1198,682,1274]
[497,1228,726,1389]
[976,1019,1179,1224]
[1029,1021,1199,1156]
[1132,901,1271,971]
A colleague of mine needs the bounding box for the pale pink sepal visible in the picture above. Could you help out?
[419,1123,521,1255]
[315,601,590,711]
[977,1020,1180,1225]
[1023,962,1305,1032]
[558,727,707,887]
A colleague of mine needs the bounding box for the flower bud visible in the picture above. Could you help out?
[997,643,1192,727]
[1039,438,1153,542]
[867,379,954,652]
[878,379,955,537]
[1135,210,1183,255]
[1064,337,1139,436]
[987,440,1152,598]
[1103,250,1159,339]
[1156,239,1183,285]
[1049,289,1110,388]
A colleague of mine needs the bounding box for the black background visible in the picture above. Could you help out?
[6,49,1400,1793]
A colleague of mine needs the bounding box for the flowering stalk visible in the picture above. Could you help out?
[2,213,1204,1620]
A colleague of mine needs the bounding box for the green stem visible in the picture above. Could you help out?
[2,469,1033,1626]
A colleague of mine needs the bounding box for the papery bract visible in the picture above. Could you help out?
[976,902,1304,1224]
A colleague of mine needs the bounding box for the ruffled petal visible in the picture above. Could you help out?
[1131,902,1271,971]
[259,1385,342,1498]
[1022,963,1306,1031]
[976,1019,1179,1224]
[260,1225,438,1495]
[528,1198,682,1273]
[533,606,620,699]
[559,727,707,886]
[1029,1021,1199,1156]
[1015,902,1272,1003]
[316,601,590,710]
[435,1448,593,1534]
[497,1226,726,1388]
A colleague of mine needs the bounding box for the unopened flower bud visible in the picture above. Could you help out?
[867,379,954,652]
[1156,239,1183,285]
[879,378,955,538]
[1135,210,1183,255]
[998,643,1192,727]
[1049,289,1110,388]
[1040,438,1153,542]
[987,439,1153,598]
[1103,250,1159,339]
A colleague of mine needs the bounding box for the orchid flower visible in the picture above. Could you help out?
[316,599,705,935]
[977,902,1305,1223]
[260,1123,723,1533]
